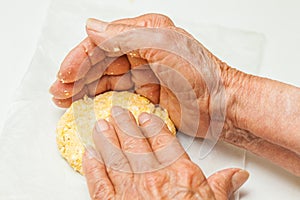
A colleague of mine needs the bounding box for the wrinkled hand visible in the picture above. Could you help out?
[82,107,249,200]
[50,13,300,176]
[49,14,228,138]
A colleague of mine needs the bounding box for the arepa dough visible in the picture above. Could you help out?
[56,91,176,174]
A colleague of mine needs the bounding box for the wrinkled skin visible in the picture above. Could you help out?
[50,13,300,198]
[50,14,300,176]
[49,13,227,138]
[82,107,249,200]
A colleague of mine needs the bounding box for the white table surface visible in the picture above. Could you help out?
[0,0,299,199]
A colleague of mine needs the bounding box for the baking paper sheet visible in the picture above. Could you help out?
[0,0,265,199]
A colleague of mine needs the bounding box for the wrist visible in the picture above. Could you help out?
[219,63,256,131]
[218,64,300,176]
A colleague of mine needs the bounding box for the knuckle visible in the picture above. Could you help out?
[92,179,114,200]
[122,137,143,152]
[107,153,130,172]
[146,13,174,27]
[141,117,168,138]
[155,14,174,26]
[151,133,172,150]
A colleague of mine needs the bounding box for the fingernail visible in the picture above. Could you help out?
[139,112,151,124]
[85,146,98,160]
[86,18,108,32]
[111,106,125,117]
[96,119,109,132]
[232,170,249,189]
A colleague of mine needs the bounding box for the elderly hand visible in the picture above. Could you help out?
[49,13,228,139]
[50,13,300,176]
[82,107,249,200]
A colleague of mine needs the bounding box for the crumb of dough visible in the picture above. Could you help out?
[56,91,176,174]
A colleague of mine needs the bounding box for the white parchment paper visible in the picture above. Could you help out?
[0,0,265,199]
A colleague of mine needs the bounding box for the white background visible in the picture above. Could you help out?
[0,0,299,199]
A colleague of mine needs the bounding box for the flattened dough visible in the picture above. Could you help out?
[56,91,176,174]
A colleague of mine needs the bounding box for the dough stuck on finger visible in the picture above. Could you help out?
[50,79,86,99]
[56,91,176,174]
[52,86,89,108]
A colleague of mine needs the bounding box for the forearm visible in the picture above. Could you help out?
[221,65,300,175]
[227,68,300,154]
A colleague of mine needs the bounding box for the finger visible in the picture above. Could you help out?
[127,54,148,69]
[84,59,107,85]
[86,14,175,58]
[131,67,159,87]
[49,78,85,99]
[52,70,133,106]
[58,37,105,83]
[127,60,160,103]
[84,37,106,66]
[138,112,189,165]
[110,106,160,172]
[135,84,160,104]
[85,13,174,44]
[111,13,175,27]
[207,168,249,200]
[110,106,153,153]
[82,147,115,199]
[86,76,109,96]
[87,73,133,97]
[108,73,134,91]
[87,22,177,61]
[85,56,130,85]
[93,119,133,186]
[98,13,175,55]
[104,55,130,75]
[52,97,72,108]
[131,67,160,104]
[86,22,134,57]
[52,86,88,108]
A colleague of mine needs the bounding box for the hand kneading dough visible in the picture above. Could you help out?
[56,91,176,174]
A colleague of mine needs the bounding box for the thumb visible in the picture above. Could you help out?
[207,168,249,200]
[86,13,174,44]
[86,18,186,58]
[86,20,137,56]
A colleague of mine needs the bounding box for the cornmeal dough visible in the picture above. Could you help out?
[56,91,176,174]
